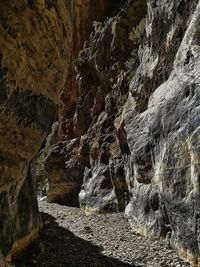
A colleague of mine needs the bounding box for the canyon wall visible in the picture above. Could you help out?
[0,0,112,265]
[0,0,199,266]
[46,0,200,265]
[0,0,73,265]
[45,0,111,204]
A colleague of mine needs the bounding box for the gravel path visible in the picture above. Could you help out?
[15,199,191,267]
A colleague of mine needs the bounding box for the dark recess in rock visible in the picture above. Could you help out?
[7,91,58,133]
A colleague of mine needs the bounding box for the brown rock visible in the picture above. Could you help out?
[0,0,73,263]
[45,0,111,205]
[45,0,200,266]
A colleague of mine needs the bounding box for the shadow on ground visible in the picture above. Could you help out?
[14,212,136,267]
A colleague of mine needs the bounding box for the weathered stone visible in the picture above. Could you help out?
[45,0,200,265]
[45,138,84,206]
[124,1,200,265]
[45,0,111,204]
[47,0,147,210]
[59,0,110,140]
[0,0,73,264]
[69,0,146,212]
[1,0,196,265]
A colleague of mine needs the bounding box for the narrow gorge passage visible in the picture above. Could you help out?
[1,1,200,266]
[14,200,191,267]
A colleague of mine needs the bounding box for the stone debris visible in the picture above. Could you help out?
[14,200,191,267]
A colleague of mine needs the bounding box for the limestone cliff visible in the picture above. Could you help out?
[0,0,73,264]
[1,0,199,266]
[45,0,200,265]
[46,0,110,204]
[0,0,114,265]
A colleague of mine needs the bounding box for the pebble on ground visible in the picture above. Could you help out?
[14,200,192,267]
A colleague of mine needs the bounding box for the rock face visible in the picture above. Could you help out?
[0,0,73,264]
[124,1,200,265]
[46,0,146,207]
[46,0,200,265]
[46,0,111,204]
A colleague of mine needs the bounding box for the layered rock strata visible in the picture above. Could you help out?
[0,0,73,264]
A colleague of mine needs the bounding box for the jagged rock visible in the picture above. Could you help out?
[45,0,200,265]
[48,0,147,211]
[2,0,196,265]
[124,0,200,265]
[0,0,73,264]
[45,0,110,205]
[45,138,84,206]
[77,0,146,213]
[59,0,109,140]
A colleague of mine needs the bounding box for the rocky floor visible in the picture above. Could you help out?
[14,199,191,267]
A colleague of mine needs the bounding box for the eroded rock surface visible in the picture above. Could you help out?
[0,0,73,264]
[124,1,200,265]
[45,0,200,265]
[45,0,111,204]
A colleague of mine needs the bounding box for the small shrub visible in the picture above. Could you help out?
[35,121,59,194]
[129,18,145,45]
